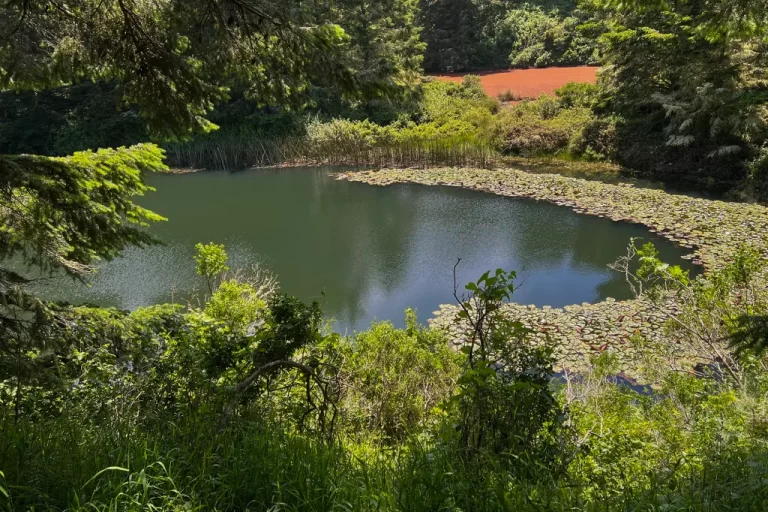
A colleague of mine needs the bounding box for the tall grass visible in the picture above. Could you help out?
[5,403,768,511]
[164,135,303,170]
[164,130,500,171]
[1,412,555,511]
[0,413,389,511]
[302,137,498,170]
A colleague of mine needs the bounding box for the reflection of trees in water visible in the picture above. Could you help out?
[504,200,580,271]
[262,176,696,324]
[573,218,700,301]
[50,169,701,328]
[139,169,415,329]
[303,175,419,328]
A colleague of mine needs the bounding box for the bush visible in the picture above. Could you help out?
[498,89,520,102]
[563,354,768,510]
[205,279,266,335]
[299,79,499,166]
[418,76,499,127]
[337,310,462,442]
[493,97,594,155]
[444,268,569,477]
[555,82,600,109]
[568,115,620,161]
[5,247,768,510]
[305,117,396,156]
[396,119,480,142]
[742,144,768,200]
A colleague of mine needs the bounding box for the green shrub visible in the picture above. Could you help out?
[397,119,480,141]
[568,115,621,161]
[493,97,594,155]
[741,144,768,200]
[418,76,498,127]
[338,310,462,442]
[300,79,501,166]
[444,268,569,478]
[4,248,768,510]
[555,81,601,109]
[564,355,768,510]
[194,242,229,293]
[305,117,396,155]
[497,89,520,102]
[205,280,266,335]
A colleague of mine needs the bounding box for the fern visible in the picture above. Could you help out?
[707,145,742,158]
[667,134,696,146]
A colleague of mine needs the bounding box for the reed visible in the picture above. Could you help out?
[164,135,306,170]
[163,129,503,171]
[302,137,499,169]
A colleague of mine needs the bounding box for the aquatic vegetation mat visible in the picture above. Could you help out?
[335,167,768,378]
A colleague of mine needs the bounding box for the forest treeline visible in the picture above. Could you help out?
[2,0,767,196]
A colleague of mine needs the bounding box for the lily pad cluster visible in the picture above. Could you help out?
[335,167,768,379]
[429,300,686,382]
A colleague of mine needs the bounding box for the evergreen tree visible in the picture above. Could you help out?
[587,0,768,185]
[337,0,425,84]
[0,0,357,286]
[418,0,497,72]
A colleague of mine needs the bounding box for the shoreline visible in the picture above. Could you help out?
[334,167,768,380]
[165,155,626,178]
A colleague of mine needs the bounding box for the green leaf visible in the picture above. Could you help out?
[82,466,130,489]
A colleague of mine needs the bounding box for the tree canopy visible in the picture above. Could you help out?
[0,0,358,139]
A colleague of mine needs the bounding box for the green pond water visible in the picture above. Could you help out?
[35,167,699,333]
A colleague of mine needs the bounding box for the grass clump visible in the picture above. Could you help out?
[497,89,520,102]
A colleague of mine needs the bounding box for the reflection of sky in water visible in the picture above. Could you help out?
[31,168,698,332]
[337,189,619,331]
[40,240,266,311]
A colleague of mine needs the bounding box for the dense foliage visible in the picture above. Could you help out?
[0,0,365,139]
[292,78,610,166]
[418,0,600,72]
[3,2,768,509]
[0,144,167,285]
[3,0,767,195]
[585,0,768,192]
[3,243,768,510]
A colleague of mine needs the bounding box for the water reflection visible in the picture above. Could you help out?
[32,167,699,332]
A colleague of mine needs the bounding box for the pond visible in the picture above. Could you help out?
[35,167,699,333]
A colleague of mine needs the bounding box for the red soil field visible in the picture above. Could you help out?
[432,66,599,99]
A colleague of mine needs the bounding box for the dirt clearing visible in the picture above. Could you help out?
[432,67,599,99]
